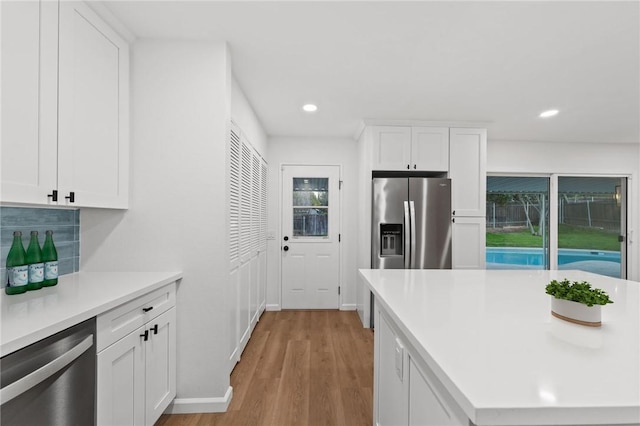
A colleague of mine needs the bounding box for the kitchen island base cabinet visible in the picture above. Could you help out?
[97,285,176,426]
[375,308,467,426]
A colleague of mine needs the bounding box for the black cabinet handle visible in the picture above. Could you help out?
[47,190,58,202]
[152,324,158,335]
[143,306,153,313]
[406,164,410,170]
[140,330,149,341]
[452,217,456,223]
[65,192,75,203]
[413,164,417,169]
[452,210,456,216]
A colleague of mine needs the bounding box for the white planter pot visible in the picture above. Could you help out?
[551,297,602,327]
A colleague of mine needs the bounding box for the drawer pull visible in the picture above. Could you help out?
[142,307,153,313]
[140,330,149,341]
[151,324,158,335]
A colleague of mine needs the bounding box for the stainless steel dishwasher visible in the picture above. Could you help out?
[1,317,96,426]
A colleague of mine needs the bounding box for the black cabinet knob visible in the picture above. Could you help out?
[283,236,289,241]
[283,246,289,251]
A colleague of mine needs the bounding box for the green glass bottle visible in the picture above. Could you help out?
[42,230,58,287]
[5,231,28,295]
[26,231,44,291]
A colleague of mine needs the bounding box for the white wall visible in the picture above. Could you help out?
[266,137,358,310]
[81,39,233,410]
[487,139,640,281]
[231,77,267,157]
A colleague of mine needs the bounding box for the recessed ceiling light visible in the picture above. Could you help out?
[539,109,559,118]
[302,104,318,113]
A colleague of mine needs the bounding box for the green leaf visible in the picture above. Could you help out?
[545,279,613,306]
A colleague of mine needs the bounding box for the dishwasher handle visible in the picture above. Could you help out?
[0,335,94,405]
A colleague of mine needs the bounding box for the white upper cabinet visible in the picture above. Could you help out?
[371,126,449,171]
[1,1,58,204]
[58,1,129,208]
[371,126,412,170]
[411,127,449,171]
[449,128,487,217]
[1,0,129,209]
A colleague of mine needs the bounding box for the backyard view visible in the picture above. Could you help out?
[486,176,624,278]
[487,224,620,251]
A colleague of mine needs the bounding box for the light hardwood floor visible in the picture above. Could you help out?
[156,310,374,426]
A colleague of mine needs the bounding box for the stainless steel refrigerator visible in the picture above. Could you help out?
[372,177,452,270]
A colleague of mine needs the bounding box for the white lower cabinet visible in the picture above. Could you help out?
[97,284,176,426]
[452,216,486,269]
[408,357,466,426]
[375,308,468,426]
[376,313,408,426]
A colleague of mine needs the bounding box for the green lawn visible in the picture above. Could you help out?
[486,224,621,251]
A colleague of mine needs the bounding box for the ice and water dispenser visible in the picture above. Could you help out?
[379,224,403,256]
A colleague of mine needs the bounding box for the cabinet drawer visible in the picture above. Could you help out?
[97,283,176,352]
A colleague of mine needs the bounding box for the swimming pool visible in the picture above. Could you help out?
[486,247,621,277]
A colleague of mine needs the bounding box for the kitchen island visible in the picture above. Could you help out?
[360,269,640,426]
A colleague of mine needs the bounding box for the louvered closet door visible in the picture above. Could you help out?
[228,124,241,367]
[250,152,261,325]
[238,139,253,351]
[258,159,268,313]
[229,125,241,269]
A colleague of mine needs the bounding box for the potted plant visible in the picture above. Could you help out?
[545,279,613,327]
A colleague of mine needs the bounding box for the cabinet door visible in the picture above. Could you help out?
[1,0,58,204]
[372,126,412,170]
[97,326,146,426]
[58,1,129,208]
[376,312,408,426]
[145,308,177,426]
[409,357,467,426]
[452,216,486,269]
[411,127,449,171]
[449,128,486,217]
[238,259,252,355]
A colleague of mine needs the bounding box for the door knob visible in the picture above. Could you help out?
[283,246,289,251]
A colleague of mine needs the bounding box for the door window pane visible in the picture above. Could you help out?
[558,177,623,278]
[293,178,329,237]
[486,176,549,270]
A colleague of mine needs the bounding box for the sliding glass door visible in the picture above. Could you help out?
[486,175,628,278]
[486,176,549,270]
[557,177,626,278]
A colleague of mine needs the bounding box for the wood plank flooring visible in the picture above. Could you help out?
[156,310,374,426]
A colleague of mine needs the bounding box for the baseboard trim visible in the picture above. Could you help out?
[165,386,233,414]
[266,304,281,311]
[340,303,357,311]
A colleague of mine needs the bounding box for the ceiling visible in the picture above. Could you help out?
[103,1,640,143]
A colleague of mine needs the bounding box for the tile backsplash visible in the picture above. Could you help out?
[1,207,80,288]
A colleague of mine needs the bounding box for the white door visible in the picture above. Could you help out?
[281,165,341,309]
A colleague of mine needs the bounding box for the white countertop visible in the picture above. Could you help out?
[360,268,640,426]
[1,271,182,357]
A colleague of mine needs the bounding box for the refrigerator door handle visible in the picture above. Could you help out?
[409,201,416,269]
[403,201,410,269]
